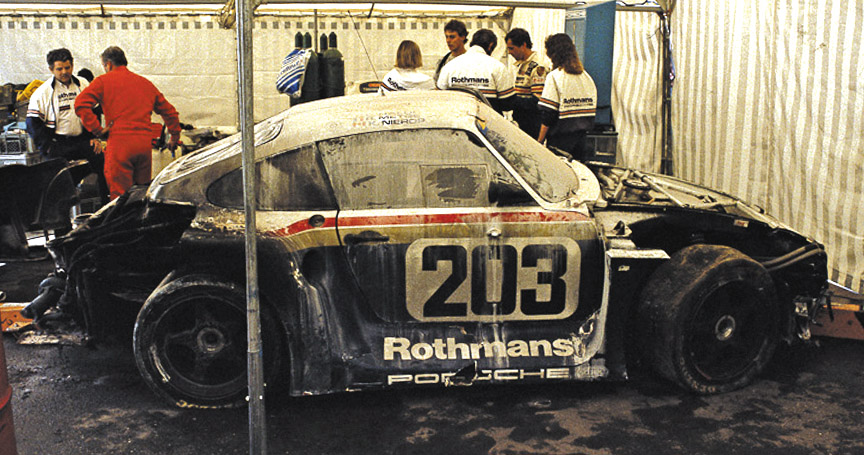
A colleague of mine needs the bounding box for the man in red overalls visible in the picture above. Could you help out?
[75,46,181,200]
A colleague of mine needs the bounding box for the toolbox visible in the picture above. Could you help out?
[0,84,13,106]
[0,126,40,167]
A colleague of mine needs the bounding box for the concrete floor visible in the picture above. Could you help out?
[6,336,864,455]
[3,255,864,454]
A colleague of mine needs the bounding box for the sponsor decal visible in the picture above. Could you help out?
[405,237,581,322]
[384,336,586,361]
[562,97,594,105]
[384,77,404,91]
[352,112,426,128]
[386,364,608,385]
[57,91,78,102]
[450,76,491,86]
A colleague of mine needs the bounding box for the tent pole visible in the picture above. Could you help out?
[236,0,267,453]
[659,11,674,175]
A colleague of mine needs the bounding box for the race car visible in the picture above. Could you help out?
[32,90,828,408]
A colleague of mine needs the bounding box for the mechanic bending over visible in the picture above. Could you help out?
[75,46,181,200]
[506,28,550,139]
[436,29,516,114]
[537,34,597,161]
[26,48,109,204]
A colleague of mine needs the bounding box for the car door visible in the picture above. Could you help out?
[319,127,603,387]
[207,143,345,393]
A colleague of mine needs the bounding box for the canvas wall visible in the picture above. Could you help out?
[621,1,864,292]
[0,13,508,126]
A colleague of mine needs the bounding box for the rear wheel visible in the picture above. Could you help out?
[637,245,779,394]
[133,275,285,408]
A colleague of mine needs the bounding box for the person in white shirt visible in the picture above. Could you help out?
[537,34,597,161]
[506,28,550,138]
[436,29,515,114]
[378,40,435,93]
[27,48,103,160]
[26,48,108,202]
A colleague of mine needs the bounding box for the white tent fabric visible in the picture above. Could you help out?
[0,12,510,126]
[668,2,864,292]
[611,10,663,172]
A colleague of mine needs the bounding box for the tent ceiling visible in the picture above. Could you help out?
[0,0,583,8]
[0,1,661,14]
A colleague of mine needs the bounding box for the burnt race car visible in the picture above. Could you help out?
[30,90,827,408]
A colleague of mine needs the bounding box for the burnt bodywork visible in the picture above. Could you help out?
[46,189,195,339]
[589,165,827,340]
[41,92,827,406]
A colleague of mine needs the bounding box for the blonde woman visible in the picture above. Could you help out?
[378,40,435,93]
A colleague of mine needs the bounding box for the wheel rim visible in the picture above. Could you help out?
[686,281,772,383]
[150,295,247,402]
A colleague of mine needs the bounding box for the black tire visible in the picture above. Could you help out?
[637,245,779,394]
[133,275,285,408]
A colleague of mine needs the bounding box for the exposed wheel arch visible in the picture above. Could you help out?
[634,244,780,394]
[132,273,288,408]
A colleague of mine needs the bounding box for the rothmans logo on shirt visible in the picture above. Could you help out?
[58,92,78,102]
[451,76,491,85]
[563,97,593,104]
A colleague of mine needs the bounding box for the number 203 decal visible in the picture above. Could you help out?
[405,238,581,322]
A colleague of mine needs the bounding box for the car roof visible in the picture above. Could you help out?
[151,90,488,195]
[274,90,484,148]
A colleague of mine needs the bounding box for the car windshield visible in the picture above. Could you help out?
[475,105,579,203]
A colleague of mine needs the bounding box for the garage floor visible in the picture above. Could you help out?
[3,248,864,454]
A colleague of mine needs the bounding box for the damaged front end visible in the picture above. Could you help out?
[588,163,829,343]
[28,186,196,341]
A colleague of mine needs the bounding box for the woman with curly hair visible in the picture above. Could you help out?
[537,33,597,160]
[378,40,435,93]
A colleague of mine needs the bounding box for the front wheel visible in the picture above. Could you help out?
[133,275,285,408]
[637,245,780,394]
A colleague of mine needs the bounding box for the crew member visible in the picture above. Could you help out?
[433,20,469,83]
[506,28,549,138]
[537,34,597,161]
[379,40,434,93]
[26,48,108,202]
[75,46,181,200]
[436,29,515,114]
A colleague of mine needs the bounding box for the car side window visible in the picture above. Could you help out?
[318,128,530,210]
[207,143,337,211]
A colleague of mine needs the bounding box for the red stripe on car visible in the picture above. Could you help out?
[266,211,588,238]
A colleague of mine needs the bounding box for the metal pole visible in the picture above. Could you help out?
[314,9,319,53]
[659,11,674,175]
[235,0,267,454]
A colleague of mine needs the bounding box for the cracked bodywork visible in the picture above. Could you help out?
[588,163,828,344]
[41,91,827,403]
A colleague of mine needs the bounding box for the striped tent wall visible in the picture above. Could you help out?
[659,1,864,292]
[612,10,664,172]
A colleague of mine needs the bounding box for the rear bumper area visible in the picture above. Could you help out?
[47,186,195,340]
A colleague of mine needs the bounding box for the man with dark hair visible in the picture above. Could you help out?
[76,68,95,83]
[26,48,108,202]
[75,46,181,200]
[433,19,468,83]
[436,29,514,114]
[506,28,550,138]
